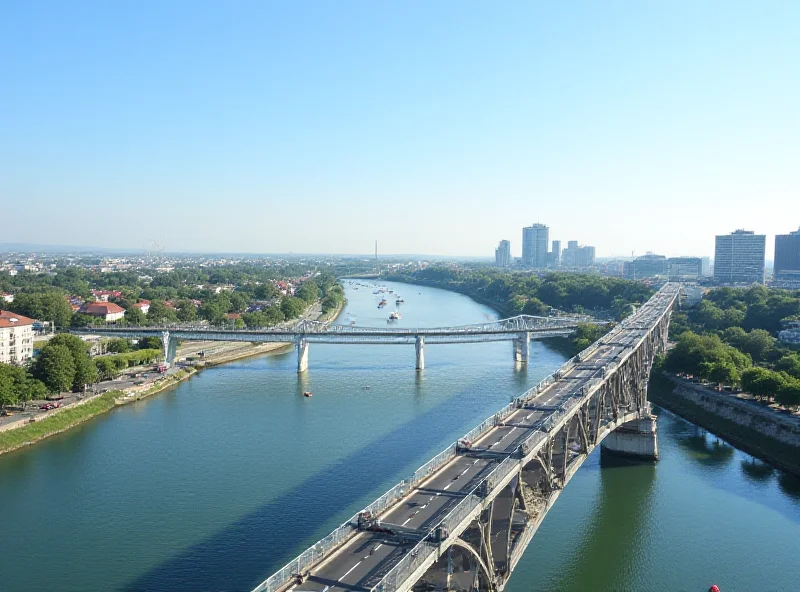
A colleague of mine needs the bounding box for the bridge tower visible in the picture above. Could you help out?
[513,332,530,364]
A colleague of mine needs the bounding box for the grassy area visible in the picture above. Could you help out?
[0,391,121,455]
[649,373,800,476]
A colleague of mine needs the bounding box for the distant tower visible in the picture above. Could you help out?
[375,240,378,261]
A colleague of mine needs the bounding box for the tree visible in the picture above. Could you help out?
[106,338,131,354]
[280,296,306,319]
[736,329,776,363]
[175,299,197,322]
[138,336,163,350]
[8,291,73,328]
[198,301,225,325]
[95,357,120,381]
[776,378,800,410]
[34,344,76,394]
[741,367,785,402]
[148,300,177,324]
[253,283,279,300]
[706,361,741,389]
[0,364,16,410]
[124,306,146,326]
[263,306,285,325]
[48,334,98,390]
[775,354,800,380]
[295,281,320,304]
[522,298,548,316]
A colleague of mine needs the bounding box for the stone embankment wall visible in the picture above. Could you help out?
[667,377,800,447]
[651,374,800,475]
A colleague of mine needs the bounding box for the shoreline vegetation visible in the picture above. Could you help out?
[649,373,800,477]
[0,296,346,457]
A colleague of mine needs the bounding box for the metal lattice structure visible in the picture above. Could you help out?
[251,283,681,592]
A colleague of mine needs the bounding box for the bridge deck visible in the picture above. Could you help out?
[284,327,648,591]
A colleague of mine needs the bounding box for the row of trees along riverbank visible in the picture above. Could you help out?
[661,285,800,409]
[386,268,653,354]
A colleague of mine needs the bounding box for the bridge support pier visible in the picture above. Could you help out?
[161,331,177,364]
[415,335,425,371]
[601,414,659,461]
[513,332,530,364]
[297,339,309,373]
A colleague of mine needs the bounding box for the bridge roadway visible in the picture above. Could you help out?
[277,317,652,591]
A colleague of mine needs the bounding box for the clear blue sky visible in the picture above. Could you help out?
[2,1,798,258]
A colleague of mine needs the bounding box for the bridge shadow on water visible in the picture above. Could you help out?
[124,387,485,592]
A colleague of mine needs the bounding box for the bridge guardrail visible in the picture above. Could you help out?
[371,537,437,592]
[412,444,457,486]
[484,455,520,493]
[252,515,359,592]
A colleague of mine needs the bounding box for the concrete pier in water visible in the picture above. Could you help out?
[297,339,309,373]
[415,335,425,370]
[601,415,659,460]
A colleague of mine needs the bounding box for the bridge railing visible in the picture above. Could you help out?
[412,444,457,485]
[371,537,437,592]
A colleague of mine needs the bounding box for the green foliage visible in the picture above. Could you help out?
[722,328,776,364]
[123,305,146,326]
[7,291,73,328]
[253,282,279,300]
[33,344,76,394]
[106,338,132,354]
[175,299,197,322]
[48,334,98,390]
[280,296,306,319]
[147,300,178,324]
[665,332,752,378]
[295,281,320,304]
[571,322,609,354]
[138,336,163,350]
[775,354,800,380]
[741,367,787,402]
[97,349,161,374]
[390,268,652,317]
[0,391,121,454]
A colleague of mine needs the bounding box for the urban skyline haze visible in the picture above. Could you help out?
[2,2,798,257]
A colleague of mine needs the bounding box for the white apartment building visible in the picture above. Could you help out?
[0,310,35,364]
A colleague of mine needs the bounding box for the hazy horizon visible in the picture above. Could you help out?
[3,2,798,258]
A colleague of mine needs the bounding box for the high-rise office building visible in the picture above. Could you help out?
[495,240,512,267]
[774,227,800,283]
[561,241,595,268]
[714,229,766,285]
[550,240,561,268]
[522,223,549,267]
[701,256,711,277]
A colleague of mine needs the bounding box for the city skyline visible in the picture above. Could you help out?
[3,2,799,256]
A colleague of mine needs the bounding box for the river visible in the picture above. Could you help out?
[0,281,798,592]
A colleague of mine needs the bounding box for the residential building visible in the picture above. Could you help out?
[78,302,126,322]
[90,289,122,302]
[561,241,595,268]
[2,293,13,303]
[0,310,35,364]
[131,299,151,315]
[779,320,800,346]
[494,240,512,267]
[714,230,766,285]
[522,223,549,267]
[774,227,800,283]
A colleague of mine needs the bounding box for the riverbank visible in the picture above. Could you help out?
[649,373,800,477]
[0,296,346,456]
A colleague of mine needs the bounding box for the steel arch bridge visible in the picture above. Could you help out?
[251,283,681,592]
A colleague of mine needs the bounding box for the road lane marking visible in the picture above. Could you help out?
[443,483,451,490]
[402,518,411,526]
[342,561,362,579]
